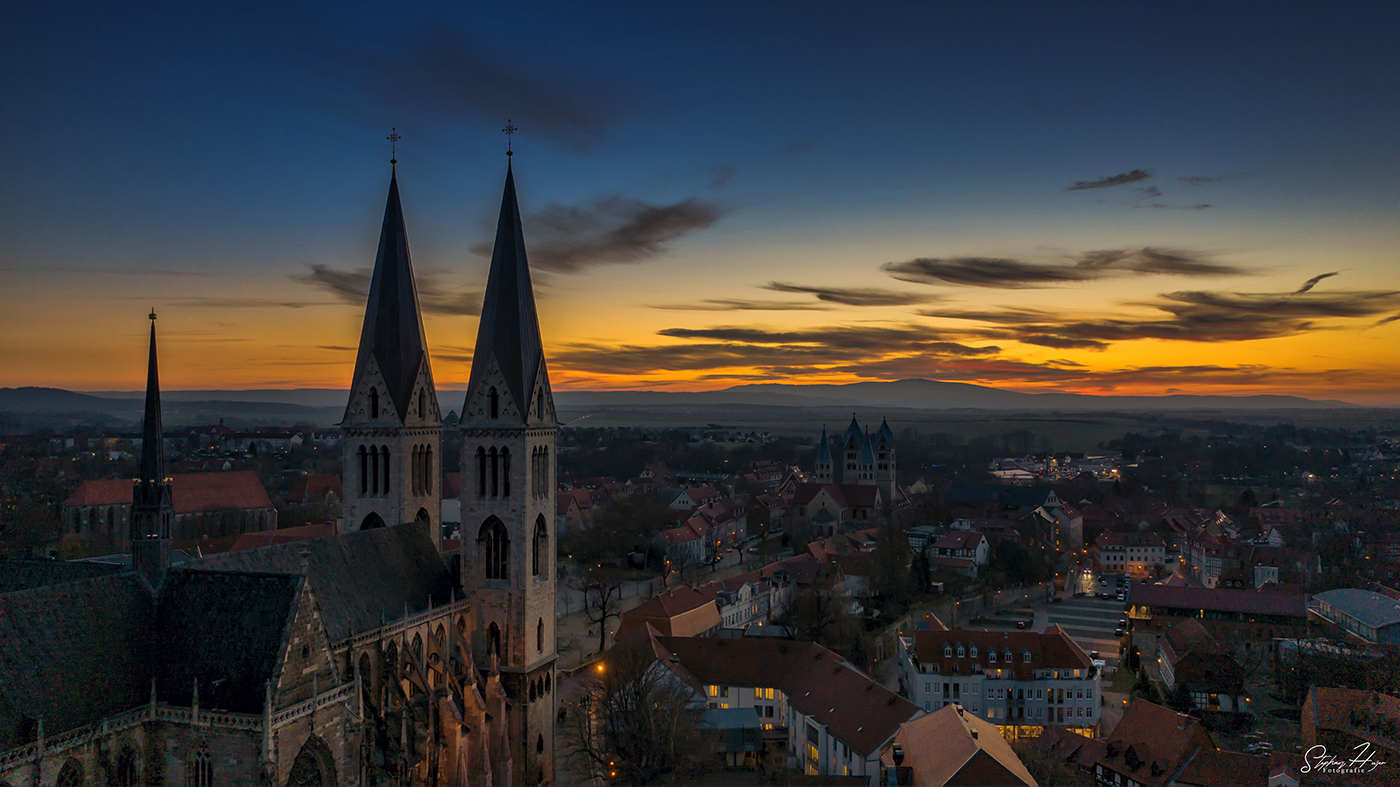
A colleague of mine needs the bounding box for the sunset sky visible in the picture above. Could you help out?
[3,3,1399,404]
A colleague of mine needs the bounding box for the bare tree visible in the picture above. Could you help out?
[560,640,715,786]
[573,567,627,655]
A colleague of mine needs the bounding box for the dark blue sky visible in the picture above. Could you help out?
[4,2,1400,401]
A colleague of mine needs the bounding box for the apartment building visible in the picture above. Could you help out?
[897,615,1101,740]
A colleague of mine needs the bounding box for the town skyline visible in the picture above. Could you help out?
[3,3,1399,404]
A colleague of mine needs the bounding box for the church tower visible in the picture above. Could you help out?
[814,425,833,483]
[131,310,173,590]
[459,159,556,785]
[341,164,443,532]
[874,417,897,505]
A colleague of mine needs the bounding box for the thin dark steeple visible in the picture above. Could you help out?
[140,309,165,484]
[132,310,173,588]
[344,165,431,423]
[467,161,547,423]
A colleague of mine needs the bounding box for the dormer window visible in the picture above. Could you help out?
[969,644,978,659]
[944,644,952,658]
[956,645,965,659]
[988,650,997,663]
[1023,649,1032,663]
[1005,649,1013,663]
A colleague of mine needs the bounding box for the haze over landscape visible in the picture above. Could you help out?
[3,3,1399,405]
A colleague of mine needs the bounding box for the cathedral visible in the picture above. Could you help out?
[0,153,556,785]
[813,415,897,504]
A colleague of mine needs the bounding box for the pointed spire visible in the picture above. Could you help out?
[877,417,895,447]
[467,163,547,423]
[140,310,165,484]
[345,166,431,423]
[815,426,832,465]
[859,428,875,465]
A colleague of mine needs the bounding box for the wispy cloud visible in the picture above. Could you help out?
[761,282,941,307]
[471,195,723,273]
[1180,174,1239,185]
[291,264,481,316]
[884,248,1244,289]
[709,165,735,188]
[649,299,834,312]
[921,276,1400,349]
[1295,271,1339,294]
[1067,169,1154,191]
[285,23,629,152]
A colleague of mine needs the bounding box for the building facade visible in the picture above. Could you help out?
[897,615,1101,740]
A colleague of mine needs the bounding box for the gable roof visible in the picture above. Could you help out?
[1100,699,1210,786]
[0,573,156,744]
[654,636,919,758]
[345,167,433,423]
[1132,583,1307,617]
[617,587,720,639]
[883,704,1035,786]
[911,616,1090,678]
[188,520,456,643]
[465,163,547,424]
[156,569,303,713]
[65,471,273,513]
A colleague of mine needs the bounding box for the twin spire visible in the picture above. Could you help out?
[140,310,165,485]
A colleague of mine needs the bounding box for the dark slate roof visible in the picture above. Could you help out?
[188,521,456,643]
[0,573,155,745]
[157,570,302,713]
[950,483,1055,509]
[842,415,861,449]
[858,429,875,464]
[345,167,432,423]
[1313,588,1400,630]
[0,558,123,593]
[815,425,832,464]
[141,316,165,483]
[1133,583,1307,617]
[876,418,894,449]
[466,163,547,424]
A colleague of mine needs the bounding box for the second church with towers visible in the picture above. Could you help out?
[340,137,557,784]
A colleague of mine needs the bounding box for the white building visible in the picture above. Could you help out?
[897,615,1101,740]
[1094,530,1166,577]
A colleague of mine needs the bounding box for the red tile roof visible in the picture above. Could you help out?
[441,472,461,499]
[655,636,919,757]
[1099,700,1212,786]
[911,615,1090,678]
[1131,583,1307,617]
[228,523,335,553]
[65,471,272,513]
[287,473,342,503]
[882,704,1035,786]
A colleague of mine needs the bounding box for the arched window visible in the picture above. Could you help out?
[415,507,430,523]
[989,649,997,663]
[188,741,213,787]
[418,388,426,419]
[489,447,499,497]
[115,743,139,786]
[358,445,368,495]
[370,446,380,495]
[479,517,509,581]
[537,617,544,652]
[370,386,379,419]
[489,386,499,419]
[488,622,502,658]
[411,446,419,495]
[425,446,433,494]
[381,446,390,493]
[501,448,511,496]
[537,389,545,421]
[56,758,84,787]
[477,447,487,498]
[533,515,548,577]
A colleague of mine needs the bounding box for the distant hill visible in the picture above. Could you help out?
[0,387,340,432]
[553,379,1360,411]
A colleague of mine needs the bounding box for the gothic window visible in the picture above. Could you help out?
[537,617,544,652]
[537,389,545,421]
[411,446,419,494]
[502,448,511,496]
[359,445,368,495]
[489,387,499,419]
[537,734,545,754]
[488,622,502,658]
[56,759,84,787]
[370,446,380,495]
[381,446,390,493]
[188,741,213,787]
[370,387,379,419]
[477,447,487,498]
[533,515,548,577]
[418,388,426,419]
[415,507,430,523]
[479,517,509,581]
[425,446,433,494]
[489,447,499,497]
[115,743,139,786]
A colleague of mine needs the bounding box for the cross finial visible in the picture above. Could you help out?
[149,308,157,321]
[387,127,401,165]
[502,119,517,157]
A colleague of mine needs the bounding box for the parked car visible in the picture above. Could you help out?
[1115,625,1125,636]
[1016,620,1028,629]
